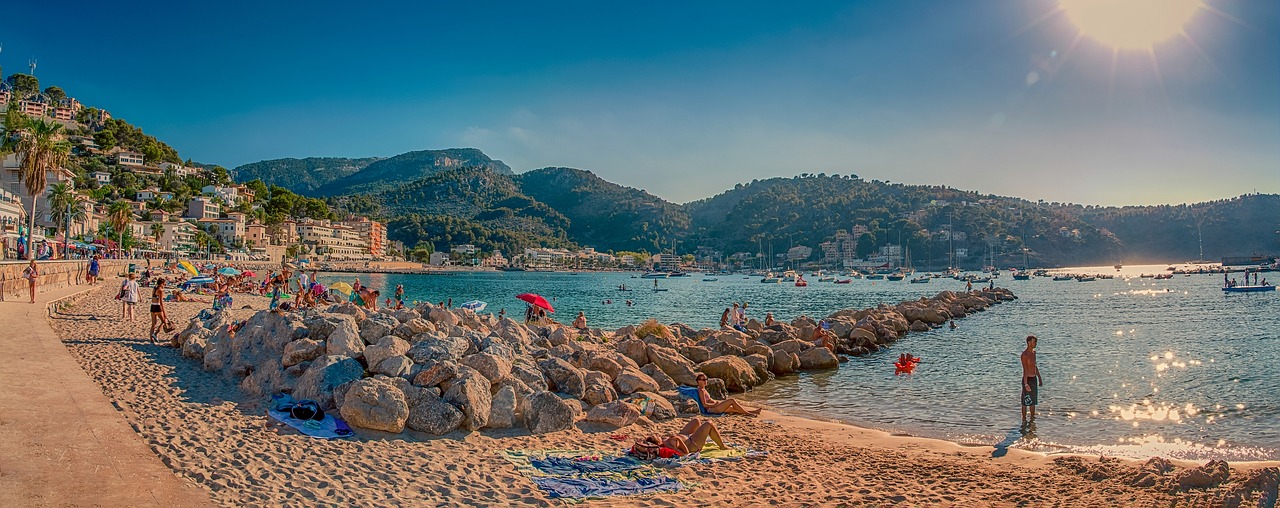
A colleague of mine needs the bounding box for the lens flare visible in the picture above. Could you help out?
[1060,0,1202,50]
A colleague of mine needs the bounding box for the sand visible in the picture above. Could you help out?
[47,281,1279,507]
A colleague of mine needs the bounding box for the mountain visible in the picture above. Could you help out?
[516,167,691,252]
[232,157,382,194]
[328,167,573,255]
[1080,194,1280,263]
[315,148,513,196]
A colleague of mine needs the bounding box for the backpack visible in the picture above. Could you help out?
[630,440,661,460]
[289,400,325,421]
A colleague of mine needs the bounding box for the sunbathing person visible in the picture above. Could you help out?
[695,374,761,416]
[634,417,726,458]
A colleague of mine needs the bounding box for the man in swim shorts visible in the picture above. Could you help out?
[1021,335,1042,422]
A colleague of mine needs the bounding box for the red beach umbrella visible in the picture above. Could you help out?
[516,293,555,313]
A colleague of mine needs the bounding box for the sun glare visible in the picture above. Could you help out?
[1060,0,1202,50]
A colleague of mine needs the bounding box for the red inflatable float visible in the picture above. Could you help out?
[894,354,921,375]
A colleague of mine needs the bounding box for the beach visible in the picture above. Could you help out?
[31,281,1277,507]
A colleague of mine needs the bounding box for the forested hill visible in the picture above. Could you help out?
[516,167,690,252]
[1079,194,1279,263]
[314,148,513,196]
[232,157,382,194]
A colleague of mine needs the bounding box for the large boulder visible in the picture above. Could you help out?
[645,344,698,386]
[798,347,839,370]
[412,360,457,388]
[485,385,518,429]
[442,368,492,430]
[406,335,471,364]
[682,345,716,364]
[333,302,367,322]
[364,336,411,369]
[582,371,618,406]
[538,358,586,398]
[405,386,464,435]
[640,364,677,391]
[461,353,513,386]
[372,356,414,377]
[632,392,676,420]
[770,339,811,356]
[282,338,326,368]
[742,354,772,383]
[338,377,409,433]
[547,327,575,347]
[585,355,624,381]
[615,337,649,367]
[584,401,641,428]
[326,319,365,358]
[510,361,549,392]
[399,318,437,339]
[770,350,800,375]
[614,367,660,395]
[428,307,460,328]
[696,356,761,392]
[523,391,576,434]
[180,327,212,360]
[293,355,365,409]
[302,313,356,342]
[359,314,401,343]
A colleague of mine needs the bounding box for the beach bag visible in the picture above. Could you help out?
[163,320,177,333]
[116,282,126,300]
[630,441,661,460]
[289,400,325,421]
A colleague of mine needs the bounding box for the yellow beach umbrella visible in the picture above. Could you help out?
[328,282,353,296]
[179,260,199,276]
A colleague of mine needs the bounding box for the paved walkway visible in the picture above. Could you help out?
[0,285,213,507]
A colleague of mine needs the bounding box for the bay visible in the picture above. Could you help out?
[317,264,1279,461]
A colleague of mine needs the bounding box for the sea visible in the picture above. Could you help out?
[315,264,1279,461]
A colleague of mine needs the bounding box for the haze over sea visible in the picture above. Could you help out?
[320,264,1279,461]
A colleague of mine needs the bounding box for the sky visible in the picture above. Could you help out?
[4,0,1278,206]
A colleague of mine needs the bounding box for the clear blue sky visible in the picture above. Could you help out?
[4,0,1277,205]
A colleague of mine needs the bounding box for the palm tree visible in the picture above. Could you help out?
[150,222,165,248]
[106,200,133,256]
[48,182,86,257]
[13,118,70,259]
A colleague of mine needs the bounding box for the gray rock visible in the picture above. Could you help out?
[770,339,811,356]
[798,347,839,370]
[743,354,773,383]
[486,385,518,429]
[372,355,414,377]
[411,360,457,388]
[303,313,357,342]
[181,327,211,360]
[523,391,576,434]
[282,338,326,368]
[461,352,513,386]
[511,361,549,392]
[633,392,677,420]
[338,377,409,433]
[696,355,761,392]
[682,345,716,364]
[582,371,618,406]
[615,337,649,367]
[292,355,365,410]
[326,320,365,358]
[584,401,641,428]
[400,318,437,338]
[405,386,464,435]
[443,368,492,430]
[645,344,698,386]
[614,367,660,395]
[364,336,411,369]
[640,364,677,391]
[406,335,470,364]
[538,357,586,398]
[359,313,401,343]
[586,355,623,380]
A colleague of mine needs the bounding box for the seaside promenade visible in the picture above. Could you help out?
[0,283,212,507]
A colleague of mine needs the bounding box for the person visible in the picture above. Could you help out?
[738,302,749,324]
[149,278,173,345]
[989,279,995,290]
[764,312,776,327]
[118,272,139,321]
[949,319,957,329]
[296,270,310,294]
[524,304,535,324]
[966,279,973,292]
[22,260,39,303]
[1021,335,1042,422]
[695,373,761,416]
[87,255,100,284]
[395,284,405,306]
[633,417,726,458]
[720,308,731,329]
[728,303,742,331]
[625,300,633,307]
[813,320,835,352]
[573,311,587,330]
[497,308,505,319]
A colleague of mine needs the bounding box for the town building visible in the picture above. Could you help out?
[91,171,111,185]
[113,150,145,167]
[346,217,386,258]
[186,196,220,220]
[1,153,76,232]
[296,218,369,260]
[429,252,450,266]
[786,245,813,262]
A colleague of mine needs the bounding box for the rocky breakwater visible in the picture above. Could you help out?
[172,288,1014,437]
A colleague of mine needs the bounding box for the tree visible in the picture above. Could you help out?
[150,222,165,245]
[13,118,70,259]
[43,86,66,104]
[92,129,116,151]
[6,74,39,96]
[107,200,133,255]
[47,182,85,255]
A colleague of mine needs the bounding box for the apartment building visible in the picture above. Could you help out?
[186,196,220,220]
[346,217,386,258]
[0,153,75,231]
[296,218,370,260]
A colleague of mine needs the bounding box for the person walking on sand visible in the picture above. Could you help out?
[119,272,139,321]
[87,254,101,285]
[149,278,173,345]
[1021,335,1042,422]
[22,260,39,303]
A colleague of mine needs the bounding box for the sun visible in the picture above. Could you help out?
[1060,0,1203,50]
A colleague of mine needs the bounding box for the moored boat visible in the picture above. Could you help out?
[909,276,930,283]
[1222,285,1275,293]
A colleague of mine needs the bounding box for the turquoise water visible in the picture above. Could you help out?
[318,265,1280,461]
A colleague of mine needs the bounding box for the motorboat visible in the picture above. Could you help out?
[909,276,930,284]
[1222,285,1275,293]
[1052,275,1074,281]
[641,272,669,279]
[833,279,853,284]
[1076,276,1096,282]
[702,277,718,282]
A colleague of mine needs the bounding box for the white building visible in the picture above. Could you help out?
[429,251,450,266]
[91,171,111,185]
[116,151,144,167]
[786,245,813,262]
[453,244,478,255]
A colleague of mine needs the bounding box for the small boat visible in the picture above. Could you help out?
[1139,274,1154,278]
[818,276,836,282]
[866,274,885,280]
[652,288,669,292]
[1154,274,1172,280]
[1222,285,1275,293]
[795,280,808,287]
[780,270,799,282]
[909,276,930,284]
[833,279,853,284]
[641,272,669,279]
[1076,276,1096,282]
[886,273,906,281]
[1012,273,1031,280]
[1052,275,1074,281]
[702,277,718,282]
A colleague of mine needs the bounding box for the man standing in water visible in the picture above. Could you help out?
[1021,335,1042,422]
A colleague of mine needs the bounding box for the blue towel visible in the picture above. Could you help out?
[530,456,647,476]
[531,475,684,499]
[677,386,722,417]
[268,394,354,439]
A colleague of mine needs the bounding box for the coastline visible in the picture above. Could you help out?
[33,281,1279,506]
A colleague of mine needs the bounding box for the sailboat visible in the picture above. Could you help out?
[1013,248,1031,280]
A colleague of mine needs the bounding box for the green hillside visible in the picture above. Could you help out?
[517,167,690,252]
[232,157,382,194]
[315,148,512,196]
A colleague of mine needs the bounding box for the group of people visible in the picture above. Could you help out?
[114,271,175,344]
[719,302,752,332]
[1225,271,1268,287]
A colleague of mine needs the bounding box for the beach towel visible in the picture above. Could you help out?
[676,386,722,417]
[268,394,354,439]
[501,449,684,499]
